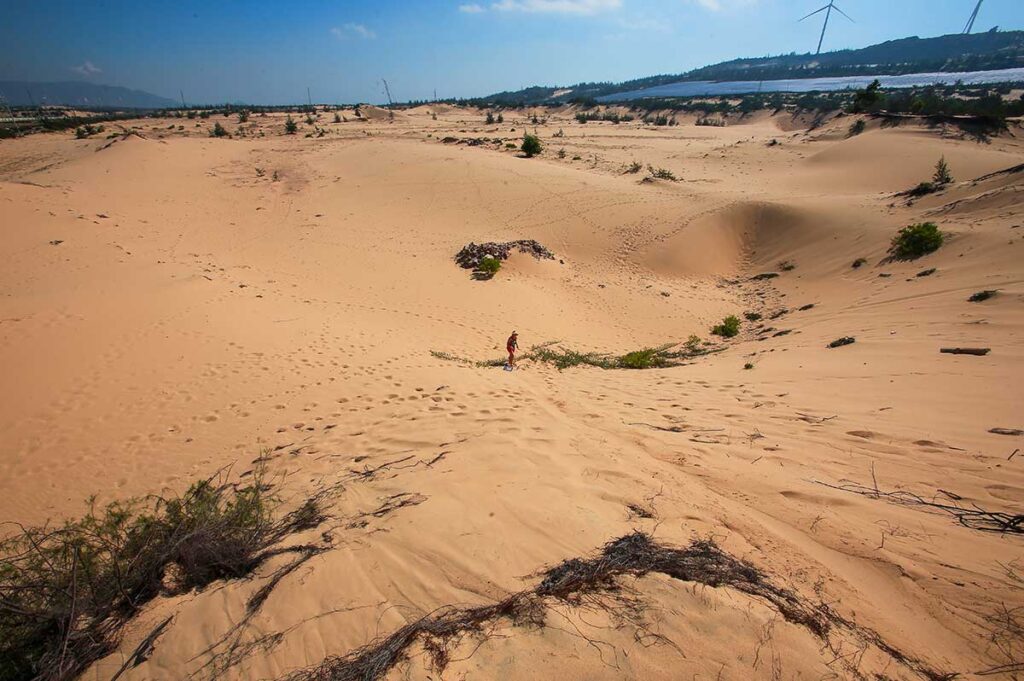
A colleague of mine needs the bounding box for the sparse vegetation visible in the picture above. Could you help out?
[744,312,762,322]
[74,124,105,139]
[305,114,315,125]
[485,111,495,124]
[695,117,726,127]
[968,289,997,302]
[647,165,677,181]
[433,338,719,371]
[285,116,298,134]
[0,469,323,681]
[744,362,755,370]
[625,160,643,174]
[237,111,249,123]
[848,119,866,137]
[521,133,542,158]
[711,315,741,338]
[557,148,566,159]
[889,222,943,260]
[333,112,341,123]
[211,122,229,138]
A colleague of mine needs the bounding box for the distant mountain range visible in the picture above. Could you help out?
[0,81,178,109]
[480,30,1024,105]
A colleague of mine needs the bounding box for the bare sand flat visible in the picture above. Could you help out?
[1,108,1022,680]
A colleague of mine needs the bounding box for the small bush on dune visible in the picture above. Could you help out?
[238,111,250,124]
[211,122,229,138]
[486,111,495,124]
[933,156,953,185]
[848,119,866,137]
[889,222,943,260]
[285,116,298,134]
[0,469,322,681]
[647,165,677,181]
[333,112,341,123]
[476,256,501,279]
[711,315,741,338]
[625,160,643,174]
[617,348,663,370]
[521,133,542,158]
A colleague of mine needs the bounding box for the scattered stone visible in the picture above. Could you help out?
[851,258,868,269]
[916,268,936,277]
[48,239,63,246]
[778,260,796,272]
[750,272,779,281]
[989,428,1023,436]
[828,337,855,348]
[798,304,815,311]
[454,240,555,270]
[744,312,762,321]
[878,273,892,278]
[773,329,792,337]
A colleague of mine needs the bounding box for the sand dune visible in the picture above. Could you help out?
[1,108,1022,680]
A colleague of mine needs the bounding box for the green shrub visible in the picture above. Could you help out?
[558,148,566,159]
[486,111,495,124]
[497,113,504,124]
[238,111,250,123]
[711,315,741,338]
[285,116,298,134]
[476,256,501,278]
[626,161,643,174]
[744,362,755,370]
[211,122,229,138]
[889,222,943,260]
[521,133,542,158]
[933,156,953,185]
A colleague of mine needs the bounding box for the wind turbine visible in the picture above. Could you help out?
[963,0,984,34]
[800,1,854,55]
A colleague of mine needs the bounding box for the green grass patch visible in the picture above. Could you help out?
[431,340,720,371]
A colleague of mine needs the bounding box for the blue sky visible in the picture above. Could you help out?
[1,0,1021,104]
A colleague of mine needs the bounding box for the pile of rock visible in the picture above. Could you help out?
[455,240,555,270]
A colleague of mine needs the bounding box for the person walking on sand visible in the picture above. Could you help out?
[506,331,519,368]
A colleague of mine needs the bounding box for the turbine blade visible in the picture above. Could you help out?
[832,4,855,22]
[799,6,827,21]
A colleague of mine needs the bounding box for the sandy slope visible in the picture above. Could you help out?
[1,107,1022,680]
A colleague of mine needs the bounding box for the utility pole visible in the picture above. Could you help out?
[180,90,186,108]
[307,86,312,108]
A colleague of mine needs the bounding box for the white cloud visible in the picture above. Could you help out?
[71,61,102,77]
[330,23,377,40]
[491,0,621,15]
[459,3,485,12]
[689,0,759,11]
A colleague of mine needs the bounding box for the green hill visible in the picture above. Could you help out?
[478,30,1024,105]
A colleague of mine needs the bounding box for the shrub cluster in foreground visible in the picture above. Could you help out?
[0,470,322,681]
